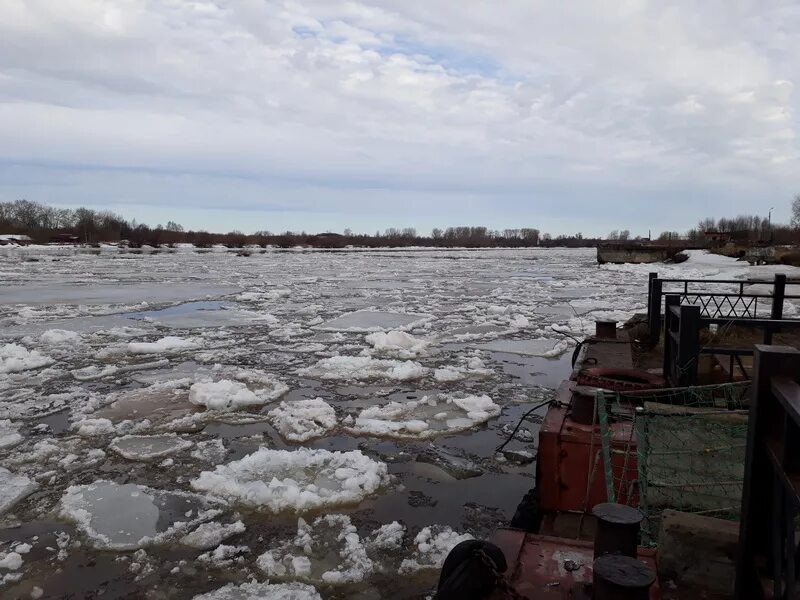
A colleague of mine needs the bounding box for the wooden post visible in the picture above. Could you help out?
[735,345,800,599]
[648,276,662,343]
[676,304,701,386]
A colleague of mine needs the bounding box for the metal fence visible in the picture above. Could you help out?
[597,382,751,545]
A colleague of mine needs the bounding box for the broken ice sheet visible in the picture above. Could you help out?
[256,514,374,584]
[345,394,501,440]
[316,310,430,332]
[109,434,193,461]
[0,467,37,515]
[297,355,428,381]
[59,481,222,550]
[190,447,390,513]
[190,582,322,600]
[267,398,337,442]
[399,526,473,573]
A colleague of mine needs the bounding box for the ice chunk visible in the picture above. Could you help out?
[399,526,473,573]
[0,343,54,373]
[368,521,406,551]
[256,514,373,584]
[72,418,116,437]
[39,329,81,345]
[365,331,429,358]
[317,310,430,332]
[267,398,337,442]
[188,380,260,411]
[59,481,221,550]
[180,520,246,550]
[347,394,500,439]
[190,582,321,600]
[109,434,193,461]
[191,448,389,513]
[191,439,228,463]
[0,419,23,449]
[473,338,570,357]
[189,376,288,411]
[127,336,199,354]
[298,356,428,381]
[0,552,22,570]
[0,467,37,514]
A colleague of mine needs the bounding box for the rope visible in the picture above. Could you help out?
[495,399,554,453]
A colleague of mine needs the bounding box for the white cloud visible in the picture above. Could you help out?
[0,0,797,234]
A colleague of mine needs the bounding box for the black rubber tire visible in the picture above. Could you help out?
[509,486,542,533]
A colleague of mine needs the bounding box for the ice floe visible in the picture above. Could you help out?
[365,330,430,358]
[187,375,288,411]
[191,582,321,600]
[347,394,500,439]
[298,355,428,381]
[59,481,222,550]
[257,514,373,584]
[191,448,389,513]
[0,467,37,514]
[127,336,200,354]
[39,329,81,345]
[0,343,54,373]
[72,417,116,437]
[317,310,430,332]
[0,419,23,449]
[109,434,193,461]
[399,526,473,573]
[181,520,246,550]
[267,398,337,442]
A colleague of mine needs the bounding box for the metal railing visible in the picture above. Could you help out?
[647,272,800,343]
[662,296,800,387]
[736,346,800,599]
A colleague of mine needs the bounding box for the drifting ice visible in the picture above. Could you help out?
[298,355,428,381]
[190,447,389,513]
[267,398,337,442]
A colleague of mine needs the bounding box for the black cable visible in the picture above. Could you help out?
[495,399,554,453]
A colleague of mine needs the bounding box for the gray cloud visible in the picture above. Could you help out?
[0,0,797,234]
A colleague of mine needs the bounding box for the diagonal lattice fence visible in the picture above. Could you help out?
[596,382,750,545]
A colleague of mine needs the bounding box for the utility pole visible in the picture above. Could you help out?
[769,207,774,244]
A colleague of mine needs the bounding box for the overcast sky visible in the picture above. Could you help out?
[1,1,798,236]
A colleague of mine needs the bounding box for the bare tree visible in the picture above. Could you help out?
[792,194,800,229]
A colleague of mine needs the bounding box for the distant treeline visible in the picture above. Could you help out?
[0,200,599,248]
[643,213,799,246]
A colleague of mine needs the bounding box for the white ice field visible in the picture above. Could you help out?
[0,245,793,598]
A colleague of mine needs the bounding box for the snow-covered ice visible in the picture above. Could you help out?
[191,448,389,513]
[267,398,337,442]
[191,582,322,600]
[298,355,428,381]
[127,336,200,354]
[189,377,289,410]
[0,467,37,514]
[0,343,53,373]
[3,246,768,597]
[365,330,430,357]
[257,514,373,584]
[399,526,474,572]
[180,520,246,550]
[0,420,23,449]
[347,394,501,439]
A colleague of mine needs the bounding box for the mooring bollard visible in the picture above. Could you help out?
[595,320,617,339]
[593,554,656,600]
[592,503,644,559]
